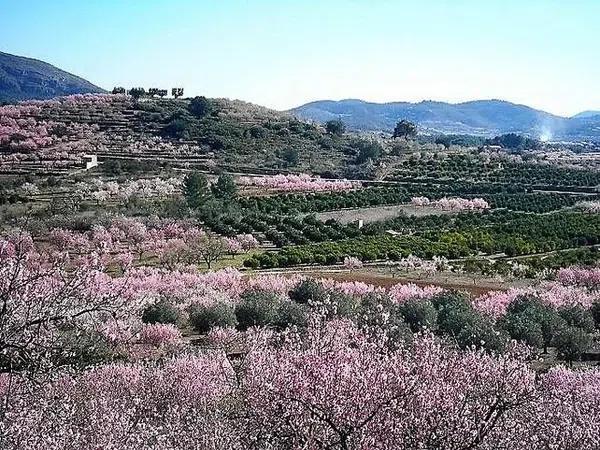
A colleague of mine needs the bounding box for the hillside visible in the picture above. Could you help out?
[291,99,600,141]
[0,51,105,102]
[0,94,361,177]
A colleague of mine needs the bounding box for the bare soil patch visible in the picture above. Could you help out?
[314,204,455,225]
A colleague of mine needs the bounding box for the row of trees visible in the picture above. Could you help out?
[393,153,600,189]
[111,87,185,98]
[247,210,600,267]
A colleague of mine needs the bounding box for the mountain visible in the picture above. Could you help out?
[291,99,600,141]
[0,51,105,102]
[572,111,600,119]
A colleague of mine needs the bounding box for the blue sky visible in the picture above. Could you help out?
[1,0,598,116]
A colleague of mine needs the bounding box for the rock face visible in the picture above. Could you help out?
[0,51,105,102]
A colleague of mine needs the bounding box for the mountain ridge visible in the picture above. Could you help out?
[0,51,105,102]
[290,98,600,141]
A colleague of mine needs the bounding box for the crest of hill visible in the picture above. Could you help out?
[291,98,600,141]
[0,51,105,102]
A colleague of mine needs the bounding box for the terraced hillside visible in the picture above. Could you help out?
[0,94,361,177]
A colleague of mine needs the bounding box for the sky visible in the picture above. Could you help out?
[1,0,599,116]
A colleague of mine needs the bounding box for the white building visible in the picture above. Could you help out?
[83,154,98,170]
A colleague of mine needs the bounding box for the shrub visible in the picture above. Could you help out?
[456,318,507,353]
[558,305,595,333]
[164,117,191,139]
[327,291,360,320]
[325,119,346,136]
[398,299,438,332]
[274,301,309,330]
[500,313,544,349]
[354,139,383,164]
[358,293,412,348]
[235,290,282,330]
[554,327,592,365]
[289,279,328,305]
[500,297,565,351]
[189,96,212,117]
[434,292,506,352]
[142,300,181,325]
[243,257,260,269]
[189,302,238,334]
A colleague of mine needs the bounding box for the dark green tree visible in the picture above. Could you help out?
[235,290,282,330]
[289,279,328,305]
[558,305,595,333]
[554,327,592,367]
[128,87,146,99]
[501,297,566,353]
[189,302,238,333]
[398,299,438,332]
[211,173,237,200]
[164,117,190,139]
[325,119,346,136]
[280,148,300,167]
[393,119,418,139]
[354,140,383,164]
[591,301,600,329]
[435,135,452,149]
[189,96,212,118]
[183,172,210,208]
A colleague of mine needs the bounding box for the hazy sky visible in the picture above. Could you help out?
[1,0,598,116]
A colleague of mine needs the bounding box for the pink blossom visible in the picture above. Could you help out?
[138,323,182,347]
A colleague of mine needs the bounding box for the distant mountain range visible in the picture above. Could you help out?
[572,110,600,119]
[290,99,600,141]
[0,51,104,102]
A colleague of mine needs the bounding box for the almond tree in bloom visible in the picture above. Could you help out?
[0,233,128,390]
[411,196,490,211]
[239,173,361,193]
[7,321,598,449]
[343,256,363,270]
[557,266,600,289]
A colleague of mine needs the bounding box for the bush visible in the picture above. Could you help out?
[558,305,595,333]
[164,117,191,139]
[358,293,412,348]
[142,300,181,325]
[354,139,383,164]
[274,301,309,330]
[398,299,438,332]
[189,96,212,118]
[501,297,565,351]
[289,279,328,305]
[235,290,282,330]
[327,291,360,320]
[554,327,592,365]
[456,318,507,353]
[434,292,506,352]
[189,302,238,334]
[500,313,544,349]
[325,119,346,136]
